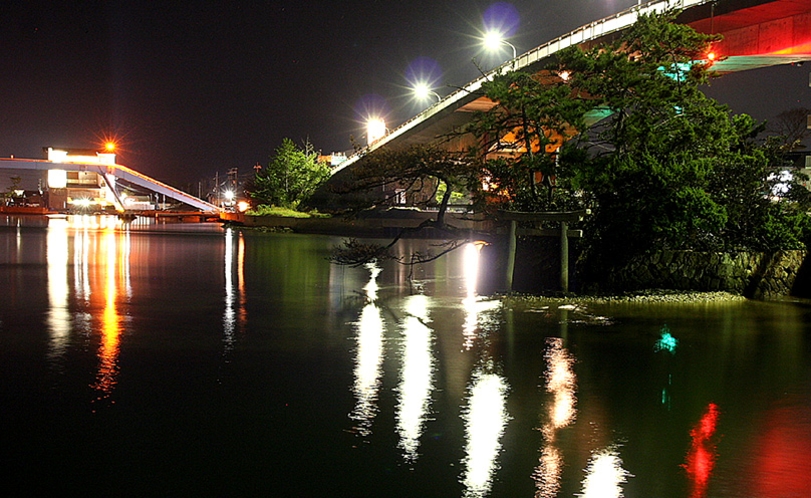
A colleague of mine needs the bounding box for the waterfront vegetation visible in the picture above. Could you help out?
[245,204,330,218]
[245,138,331,210]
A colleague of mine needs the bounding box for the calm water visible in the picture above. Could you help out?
[1,215,810,497]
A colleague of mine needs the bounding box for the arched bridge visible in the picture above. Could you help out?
[329,0,811,181]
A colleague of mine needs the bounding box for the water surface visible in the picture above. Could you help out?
[1,215,809,497]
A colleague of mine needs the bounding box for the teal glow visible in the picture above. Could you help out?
[655,325,678,354]
[657,62,695,82]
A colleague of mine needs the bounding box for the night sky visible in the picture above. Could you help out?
[2,0,810,187]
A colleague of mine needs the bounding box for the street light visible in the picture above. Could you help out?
[366,117,387,146]
[413,82,441,103]
[483,30,517,69]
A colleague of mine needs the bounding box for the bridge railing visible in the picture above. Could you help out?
[331,0,713,176]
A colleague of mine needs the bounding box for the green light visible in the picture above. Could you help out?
[654,324,678,354]
[657,62,695,82]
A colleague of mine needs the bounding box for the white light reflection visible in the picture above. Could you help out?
[396,294,435,463]
[226,231,247,350]
[462,242,500,350]
[534,337,577,497]
[223,228,235,354]
[364,262,381,301]
[73,225,91,300]
[464,242,480,296]
[350,263,386,436]
[46,217,71,360]
[579,448,631,498]
[462,371,510,497]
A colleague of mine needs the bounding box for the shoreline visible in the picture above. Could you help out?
[502,289,750,306]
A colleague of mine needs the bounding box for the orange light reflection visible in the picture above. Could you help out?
[90,227,122,402]
[534,337,577,497]
[237,232,247,328]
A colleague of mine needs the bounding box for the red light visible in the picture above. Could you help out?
[707,52,716,61]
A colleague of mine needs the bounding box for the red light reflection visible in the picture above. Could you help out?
[750,404,811,497]
[683,403,720,498]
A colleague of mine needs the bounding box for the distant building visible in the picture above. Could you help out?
[318,152,348,168]
[42,147,121,212]
[784,150,811,191]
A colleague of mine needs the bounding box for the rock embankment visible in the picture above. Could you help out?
[607,250,807,300]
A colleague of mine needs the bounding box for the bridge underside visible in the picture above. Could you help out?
[687,0,811,72]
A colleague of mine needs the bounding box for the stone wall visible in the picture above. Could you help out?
[608,250,808,300]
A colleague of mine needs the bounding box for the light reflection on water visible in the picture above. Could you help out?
[462,370,510,498]
[42,217,134,404]
[2,220,811,496]
[580,448,631,498]
[396,294,435,463]
[684,403,720,498]
[534,337,577,497]
[350,263,386,436]
[223,228,236,354]
[46,218,70,359]
[223,228,248,358]
[90,226,123,401]
[463,242,501,350]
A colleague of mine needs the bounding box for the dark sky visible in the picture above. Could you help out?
[2,0,810,187]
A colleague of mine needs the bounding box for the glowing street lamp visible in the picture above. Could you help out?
[104,141,116,152]
[483,31,517,69]
[413,82,441,103]
[366,117,387,146]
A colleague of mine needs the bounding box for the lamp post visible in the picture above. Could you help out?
[413,82,442,103]
[483,31,517,70]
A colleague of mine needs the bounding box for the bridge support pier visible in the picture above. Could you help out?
[506,220,517,292]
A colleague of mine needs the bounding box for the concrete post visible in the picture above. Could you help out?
[561,221,569,292]
[506,220,517,292]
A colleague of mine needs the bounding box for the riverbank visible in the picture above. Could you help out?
[232,212,810,302]
[503,289,749,309]
[233,208,492,238]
